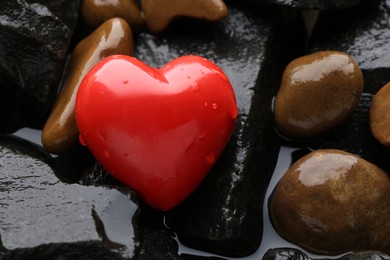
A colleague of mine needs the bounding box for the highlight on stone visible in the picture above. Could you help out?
[141,0,228,34]
[42,18,133,154]
[270,149,390,255]
[274,51,364,139]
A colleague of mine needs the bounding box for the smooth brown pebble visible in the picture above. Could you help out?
[141,0,228,35]
[370,82,390,147]
[42,18,133,154]
[274,51,364,139]
[270,149,390,255]
[82,0,143,32]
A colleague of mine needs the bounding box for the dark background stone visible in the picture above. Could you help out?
[131,2,304,257]
[0,0,80,132]
[0,135,140,260]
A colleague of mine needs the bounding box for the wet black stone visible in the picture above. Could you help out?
[263,248,310,260]
[0,0,81,132]
[0,135,140,260]
[80,163,226,260]
[132,2,304,257]
[306,0,390,173]
[233,0,362,10]
[263,248,390,260]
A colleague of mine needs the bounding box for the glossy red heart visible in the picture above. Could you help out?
[75,55,237,210]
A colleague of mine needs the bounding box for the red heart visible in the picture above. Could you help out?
[75,55,237,210]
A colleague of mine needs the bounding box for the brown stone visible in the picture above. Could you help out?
[270,149,390,255]
[274,51,364,139]
[42,18,133,154]
[82,0,143,32]
[141,0,228,35]
[370,82,390,147]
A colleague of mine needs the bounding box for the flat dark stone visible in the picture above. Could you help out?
[232,0,362,10]
[133,3,304,257]
[0,135,140,260]
[80,161,226,260]
[0,0,80,132]
[263,248,390,260]
[306,0,390,173]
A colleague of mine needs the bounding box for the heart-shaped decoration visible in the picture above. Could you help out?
[75,55,237,210]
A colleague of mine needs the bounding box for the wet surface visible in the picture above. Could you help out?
[0,135,139,259]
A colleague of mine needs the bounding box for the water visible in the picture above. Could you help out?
[170,146,345,259]
[12,128,343,259]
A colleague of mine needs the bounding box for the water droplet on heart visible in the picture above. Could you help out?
[123,152,129,157]
[230,108,238,120]
[205,153,215,165]
[219,129,226,136]
[212,103,218,110]
[187,76,191,80]
[123,80,128,84]
[198,131,207,140]
[204,102,208,108]
[104,150,111,159]
[192,83,199,92]
[79,135,86,146]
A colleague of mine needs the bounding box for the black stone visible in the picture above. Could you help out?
[133,2,304,257]
[0,135,140,260]
[232,0,362,10]
[306,0,390,173]
[263,248,310,260]
[0,0,81,132]
[263,248,390,260]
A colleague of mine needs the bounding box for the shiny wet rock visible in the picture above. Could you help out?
[0,0,80,132]
[370,82,390,147]
[41,18,133,154]
[82,0,143,32]
[132,2,304,257]
[0,135,140,260]
[270,149,390,255]
[274,51,363,139]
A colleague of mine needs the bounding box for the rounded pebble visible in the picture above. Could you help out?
[370,82,390,147]
[42,18,133,154]
[141,0,228,35]
[82,0,143,32]
[274,51,364,139]
[270,149,390,255]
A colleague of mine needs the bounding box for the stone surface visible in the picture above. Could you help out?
[274,51,363,139]
[0,134,140,259]
[310,0,390,93]
[80,161,226,260]
[270,149,390,255]
[0,0,80,132]
[264,248,390,260]
[141,0,228,34]
[308,0,390,173]
[82,0,143,32]
[42,18,133,154]
[131,2,303,257]
[370,81,390,147]
[234,0,362,10]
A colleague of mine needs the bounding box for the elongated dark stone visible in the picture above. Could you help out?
[0,135,140,260]
[0,0,80,132]
[132,2,304,257]
[307,0,390,173]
